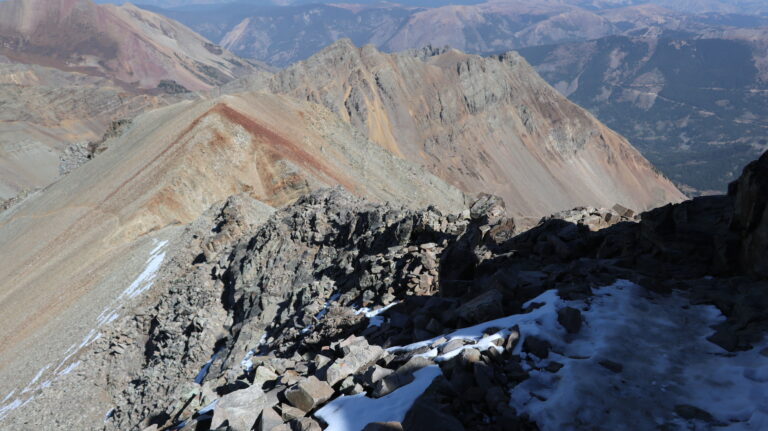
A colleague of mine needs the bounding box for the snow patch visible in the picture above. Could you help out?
[197,399,218,416]
[0,399,22,421]
[120,240,168,300]
[22,364,51,394]
[57,361,80,376]
[509,280,768,430]
[356,301,401,328]
[315,365,442,430]
[302,293,342,334]
[241,333,269,372]
[0,239,169,423]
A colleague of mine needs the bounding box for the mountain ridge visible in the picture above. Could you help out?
[265,39,684,216]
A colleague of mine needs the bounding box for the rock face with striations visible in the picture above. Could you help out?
[268,40,685,218]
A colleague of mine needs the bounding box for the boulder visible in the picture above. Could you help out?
[522,336,551,359]
[440,338,467,355]
[456,289,504,324]
[289,418,323,431]
[361,365,394,386]
[254,366,279,386]
[557,307,582,334]
[280,404,306,422]
[612,204,635,219]
[284,376,334,412]
[402,398,465,431]
[257,408,284,431]
[324,338,384,385]
[211,384,279,431]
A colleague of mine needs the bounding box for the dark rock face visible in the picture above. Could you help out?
[729,150,768,277]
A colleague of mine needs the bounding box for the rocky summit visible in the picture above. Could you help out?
[2,150,766,430]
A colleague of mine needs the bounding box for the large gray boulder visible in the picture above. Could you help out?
[284,376,334,412]
[211,385,280,431]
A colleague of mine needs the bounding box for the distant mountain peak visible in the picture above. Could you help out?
[0,0,256,91]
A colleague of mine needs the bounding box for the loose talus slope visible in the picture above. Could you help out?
[268,40,685,218]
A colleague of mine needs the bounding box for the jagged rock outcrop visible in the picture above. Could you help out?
[4,152,767,430]
[729,151,768,276]
[267,40,684,218]
[58,119,132,176]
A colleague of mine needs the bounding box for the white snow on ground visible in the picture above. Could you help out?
[507,280,768,430]
[120,240,168,300]
[0,399,22,421]
[315,366,442,431]
[22,364,51,394]
[356,301,401,328]
[57,361,80,376]
[197,399,218,416]
[387,290,559,362]
[385,280,768,429]
[195,352,219,384]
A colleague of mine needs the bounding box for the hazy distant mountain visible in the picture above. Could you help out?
[141,0,768,67]
[0,0,257,90]
[99,0,768,12]
[519,32,768,194]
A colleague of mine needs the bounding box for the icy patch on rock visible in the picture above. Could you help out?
[315,365,442,430]
[241,333,268,372]
[509,280,768,430]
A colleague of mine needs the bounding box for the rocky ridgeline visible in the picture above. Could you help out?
[7,153,768,431]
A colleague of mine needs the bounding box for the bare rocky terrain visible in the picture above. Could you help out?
[2,150,766,430]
